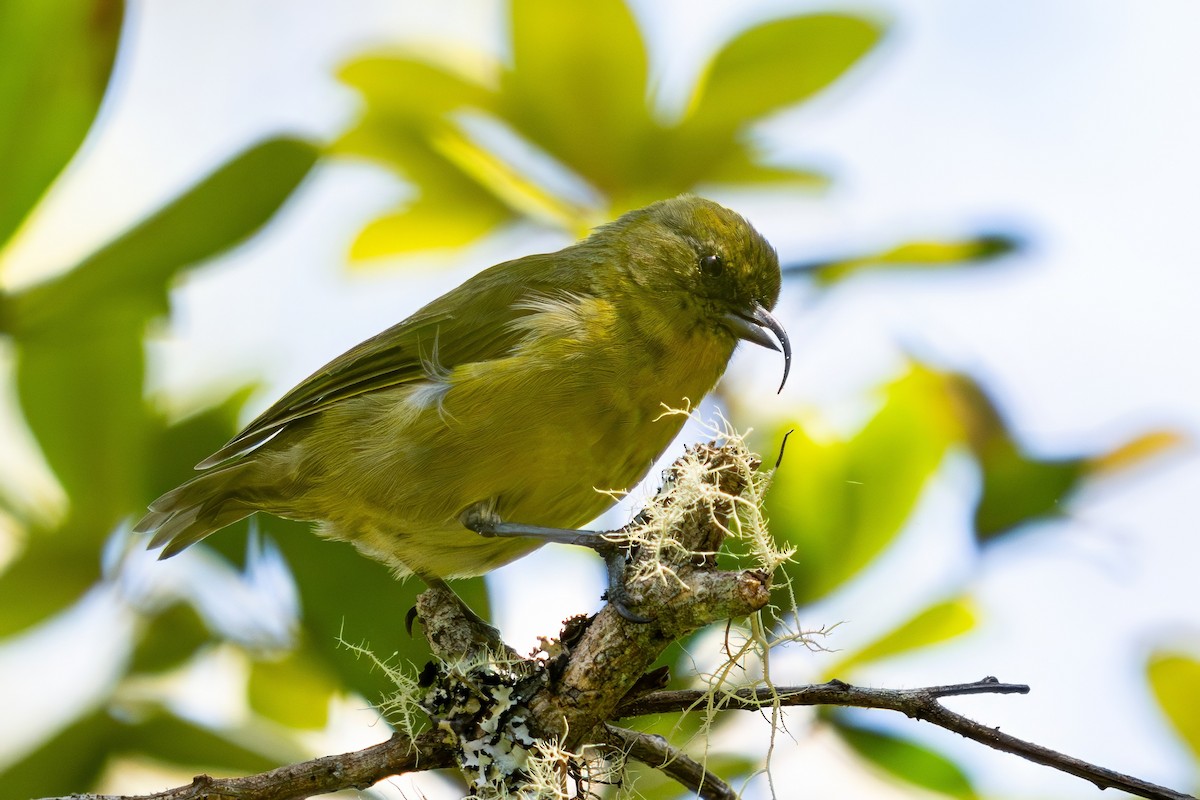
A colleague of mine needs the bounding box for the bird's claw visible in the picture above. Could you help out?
[602,548,651,624]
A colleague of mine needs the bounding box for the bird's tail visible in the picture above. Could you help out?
[134,460,267,558]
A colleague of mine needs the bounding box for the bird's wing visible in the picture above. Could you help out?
[196,253,567,468]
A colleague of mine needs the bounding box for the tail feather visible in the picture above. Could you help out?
[136,460,264,557]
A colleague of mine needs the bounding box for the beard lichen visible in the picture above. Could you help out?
[418,645,622,798]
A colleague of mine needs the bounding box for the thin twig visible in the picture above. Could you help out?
[605,724,736,800]
[618,678,1197,800]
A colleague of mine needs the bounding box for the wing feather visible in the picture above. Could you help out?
[196,252,578,469]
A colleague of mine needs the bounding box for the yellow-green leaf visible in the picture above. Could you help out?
[700,144,829,190]
[825,597,976,677]
[689,14,882,132]
[348,197,513,259]
[1148,652,1200,760]
[502,0,654,191]
[248,648,339,730]
[767,365,956,604]
[785,232,1022,285]
[337,55,495,120]
[1086,429,1187,478]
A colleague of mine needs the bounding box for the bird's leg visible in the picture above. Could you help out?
[460,505,650,624]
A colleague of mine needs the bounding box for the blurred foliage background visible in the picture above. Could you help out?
[0,1,1197,798]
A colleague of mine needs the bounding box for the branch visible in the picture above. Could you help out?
[36,444,1197,800]
[604,724,736,800]
[35,679,1196,800]
[34,730,456,800]
[618,678,1197,800]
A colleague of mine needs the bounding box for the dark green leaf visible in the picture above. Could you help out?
[0,0,123,249]
[9,138,317,542]
[121,711,281,775]
[145,386,258,501]
[833,715,978,798]
[937,370,1181,542]
[0,539,100,635]
[129,601,212,675]
[237,517,489,708]
[0,706,279,798]
[0,709,112,798]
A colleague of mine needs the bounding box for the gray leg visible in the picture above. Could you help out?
[461,506,650,623]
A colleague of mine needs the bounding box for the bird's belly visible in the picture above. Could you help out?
[298,344,720,578]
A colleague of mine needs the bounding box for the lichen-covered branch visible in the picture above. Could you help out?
[36,444,1199,800]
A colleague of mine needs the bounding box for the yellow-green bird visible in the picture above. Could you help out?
[135,195,789,619]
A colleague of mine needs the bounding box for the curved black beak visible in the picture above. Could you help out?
[725,303,791,393]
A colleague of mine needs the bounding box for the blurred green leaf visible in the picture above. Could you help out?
[0,0,123,250]
[625,752,758,800]
[503,0,652,193]
[348,193,514,259]
[240,518,489,708]
[16,315,147,538]
[248,647,338,730]
[689,14,882,133]
[0,707,278,798]
[146,386,258,500]
[784,232,1023,286]
[12,138,319,332]
[826,597,976,678]
[334,3,884,257]
[767,366,955,604]
[1148,651,1200,760]
[338,56,496,119]
[129,601,212,675]
[0,539,100,635]
[120,711,281,776]
[833,715,978,799]
[700,146,829,190]
[333,125,516,258]
[0,709,112,798]
[938,369,1184,542]
[9,138,317,542]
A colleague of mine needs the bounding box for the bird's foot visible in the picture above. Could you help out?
[461,506,649,623]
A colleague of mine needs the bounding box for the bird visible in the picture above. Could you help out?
[135,195,789,619]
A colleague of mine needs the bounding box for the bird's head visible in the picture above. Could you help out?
[596,195,791,392]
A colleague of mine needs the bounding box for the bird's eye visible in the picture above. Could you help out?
[699,254,724,277]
